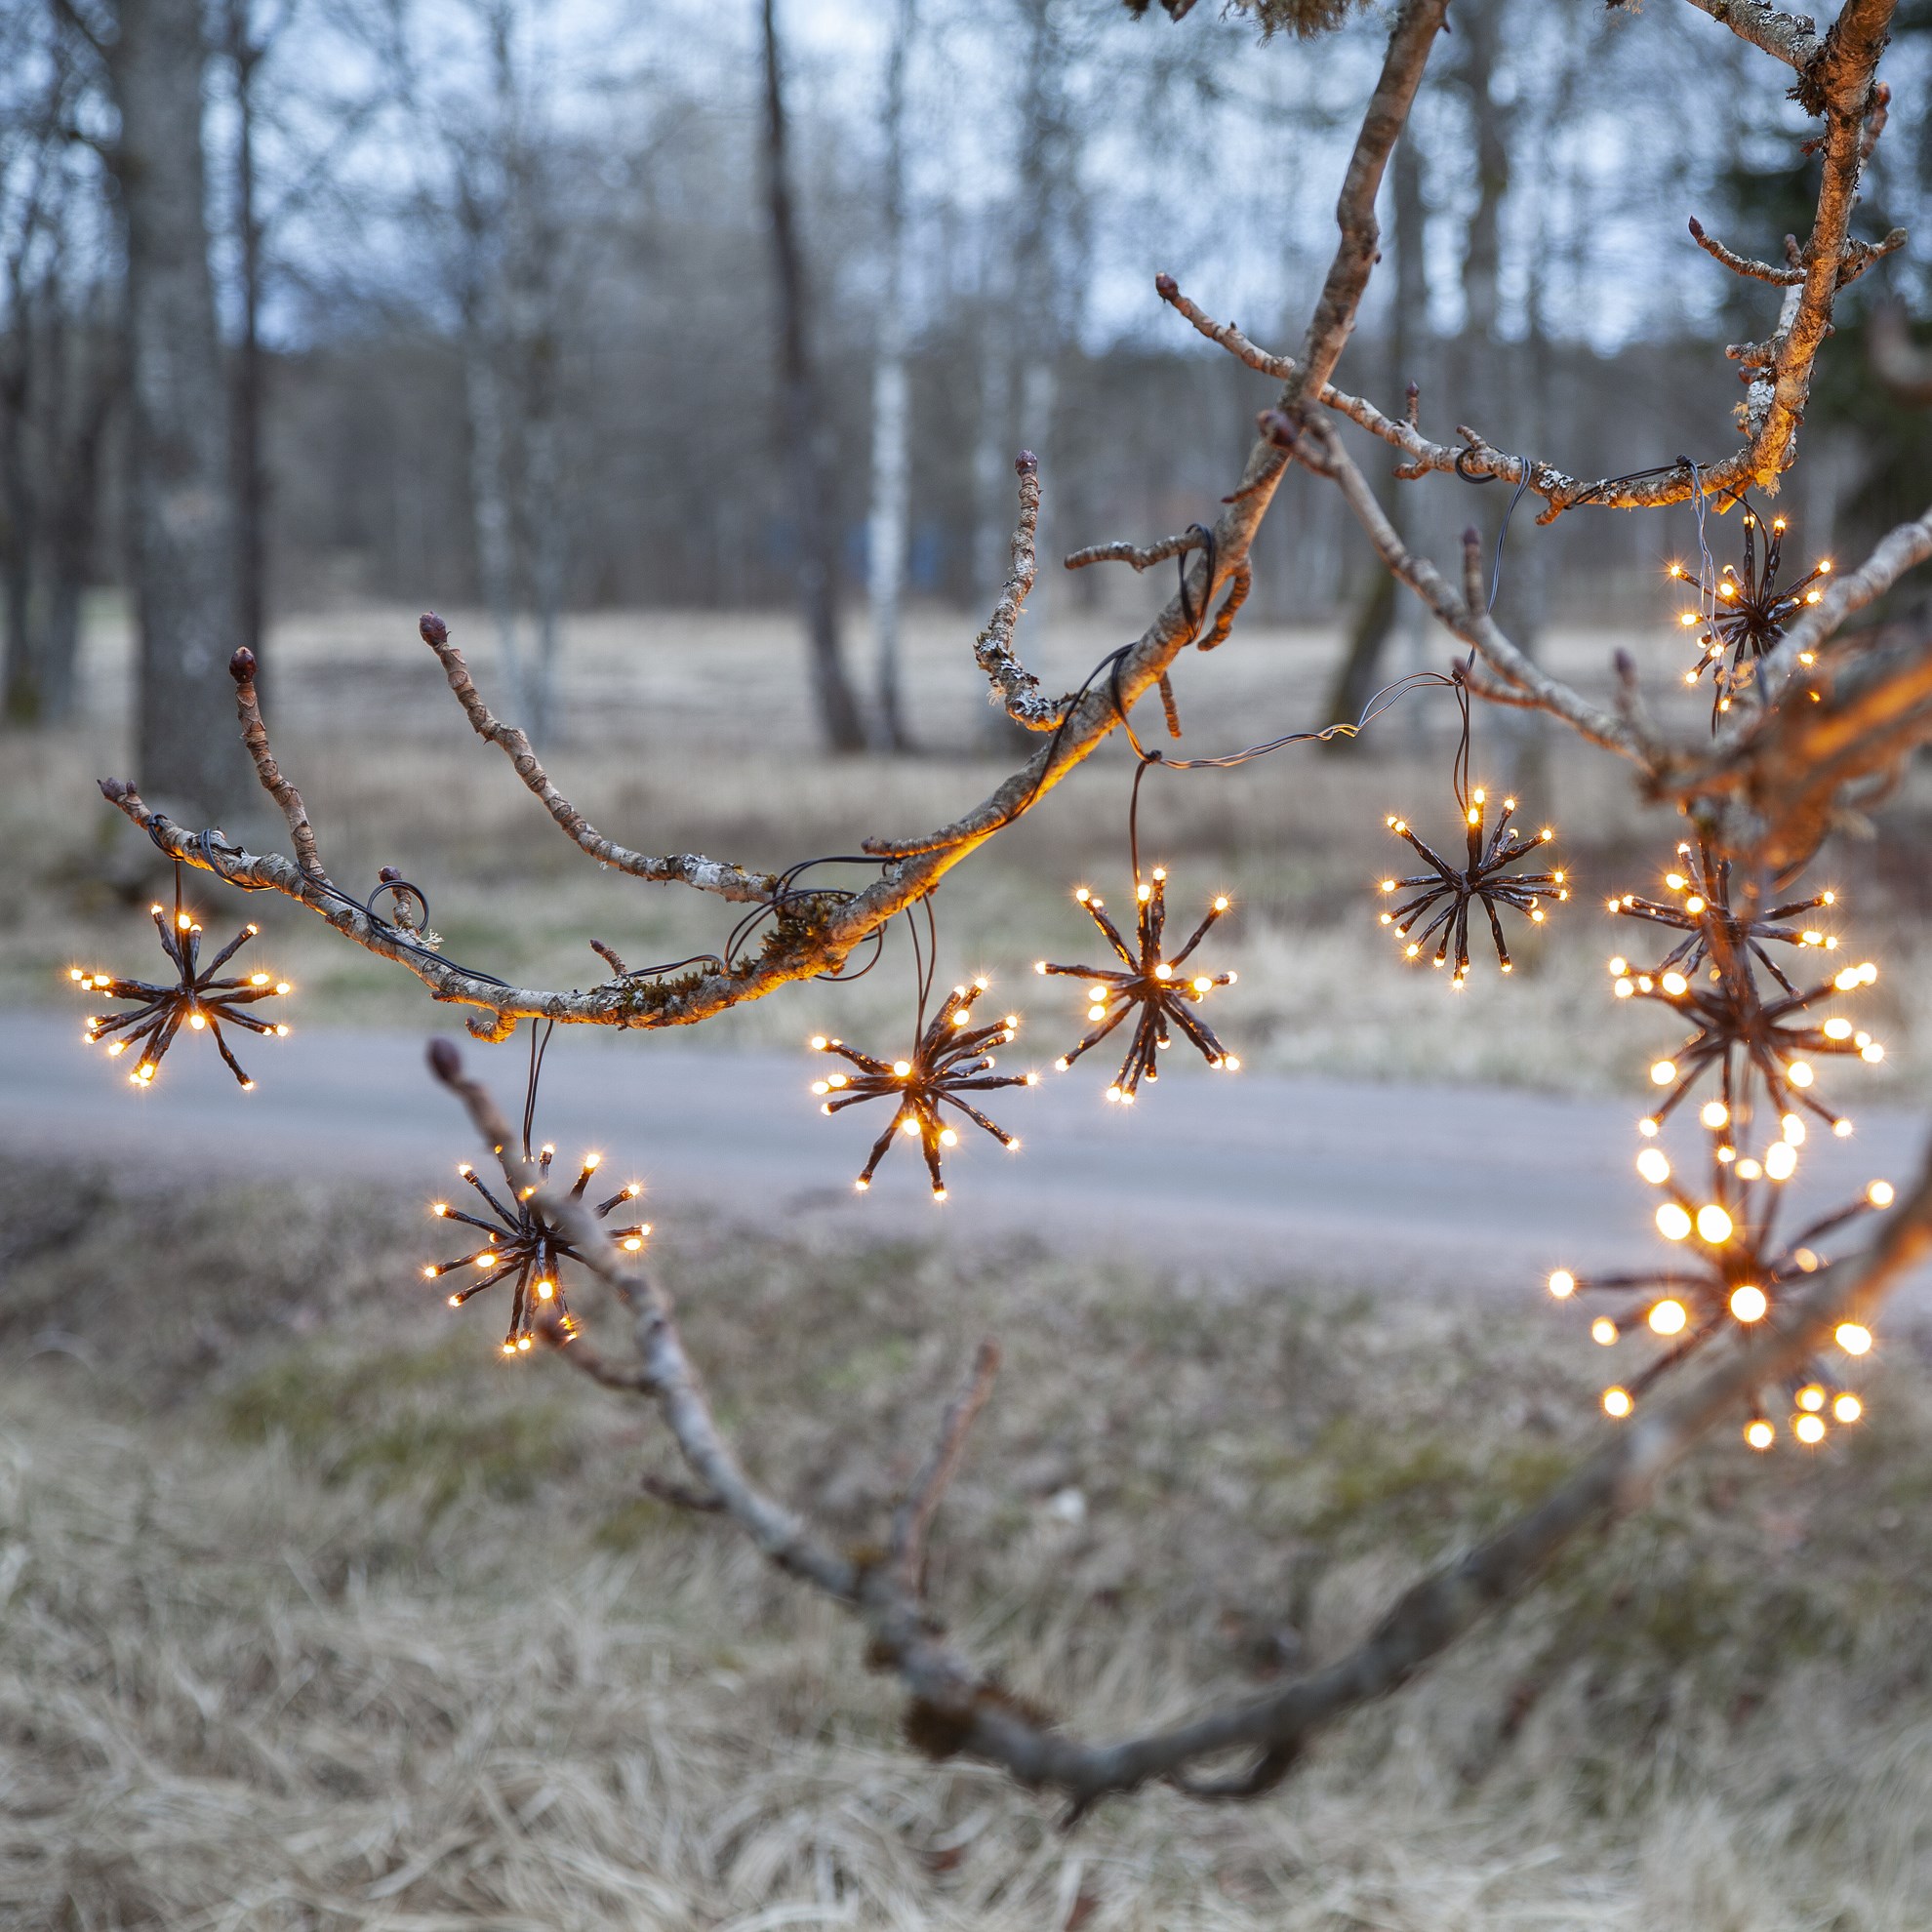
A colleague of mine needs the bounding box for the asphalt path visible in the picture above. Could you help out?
[5,1010,1925,1300]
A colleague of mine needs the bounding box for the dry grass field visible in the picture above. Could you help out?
[5,600,1932,1926]
[8,1154,1932,1929]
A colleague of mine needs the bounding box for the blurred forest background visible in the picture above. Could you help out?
[5,0,1932,758]
[10,6,1932,1926]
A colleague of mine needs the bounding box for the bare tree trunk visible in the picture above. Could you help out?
[760,0,866,753]
[461,318,530,721]
[970,304,1012,605]
[107,0,247,818]
[224,0,268,680]
[865,0,915,751]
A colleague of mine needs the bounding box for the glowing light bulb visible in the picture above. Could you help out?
[1614,978,1633,998]
[1835,1322,1872,1356]
[1152,963,1172,980]
[1745,1419,1775,1450]
[1656,1203,1693,1241]
[250,973,270,986]
[177,912,192,931]
[810,1034,827,1050]
[1191,976,1213,992]
[1665,872,1687,892]
[517,1336,533,1351]
[1796,1385,1827,1412]
[1787,1061,1813,1088]
[1824,1018,1852,1040]
[1728,1283,1767,1322]
[536,1279,555,1301]
[1213,896,1229,912]
[1764,1142,1796,1181]
[1033,961,1047,975]
[1650,1060,1677,1087]
[1602,1387,1632,1419]
[1698,1101,1728,1131]
[275,982,292,995]
[1833,1118,1854,1138]
[1591,1316,1618,1345]
[1548,1269,1576,1299]
[1833,1394,1862,1425]
[1861,1041,1884,1064]
[892,1060,912,1078]
[1683,895,1706,915]
[1661,972,1688,997]
[1638,1116,1660,1138]
[423,1265,440,1280]
[188,1012,206,1030]
[1138,882,1152,902]
[1636,1147,1670,1186]
[1793,1413,1826,1445]
[1648,1299,1688,1336]
[1695,1204,1734,1245]
[432,1202,450,1217]
[900,1115,920,1136]
[950,1010,970,1026]
[939,1127,958,1147]
[622,1236,645,1252]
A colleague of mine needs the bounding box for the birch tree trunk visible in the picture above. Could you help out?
[107,0,248,818]
[865,0,915,751]
[761,0,867,753]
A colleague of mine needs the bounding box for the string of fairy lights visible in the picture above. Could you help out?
[68,505,1896,1450]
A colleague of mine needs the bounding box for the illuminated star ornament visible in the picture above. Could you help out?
[1035,867,1237,1103]
[1670,509,1830,717]
[1549,1133,1892,1447]
[1380,787,1567,983]
[71,870,290,1089]
[1608,836,1881,1138]
[424,1146,648,1358]
[810,977,1034,1198]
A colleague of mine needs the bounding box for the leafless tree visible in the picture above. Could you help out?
[762,0,868,753]
[91,0,1932,1816]
[103,0,250,819]
[865,0,916,750]
[0,3,119,726]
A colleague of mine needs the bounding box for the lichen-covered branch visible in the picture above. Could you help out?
[972,453,1067,730]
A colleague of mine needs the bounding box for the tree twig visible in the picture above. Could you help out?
[890,1340,1001,1591]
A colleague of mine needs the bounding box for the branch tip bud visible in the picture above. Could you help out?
[1153,271,1178,298]
[228,647,257,683]
[427,1037,463,1082]
[1015,451,1038,475]
[420,612,449,647]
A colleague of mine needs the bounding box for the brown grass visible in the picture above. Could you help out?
[5,600,1931,1100]
[8,1155,1932,1927]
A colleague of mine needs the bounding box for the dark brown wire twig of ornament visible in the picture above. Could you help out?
[423,1019,650,1353]
[72,860,291,1088]
[809,896,1034,1199]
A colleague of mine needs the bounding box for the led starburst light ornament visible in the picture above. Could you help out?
[810,978,1035,1198]
[1670,509,1831,718]
[1035,867,1237,1102]
[72,867,291,1089]
[1548,1129,1892,1445]
[1608,834,1880,1140]
[1379,787,1567,983]
[423,1141,648,1357]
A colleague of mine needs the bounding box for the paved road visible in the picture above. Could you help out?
[6,1010,1925,1296]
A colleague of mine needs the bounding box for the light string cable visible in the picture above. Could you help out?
[520,1015,557,1158]
[1110,655,1464,886]
[1452,448,1536,615]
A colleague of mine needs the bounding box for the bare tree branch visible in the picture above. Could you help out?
[890,1340,1001,1591]
[417,613,779,904]
[228,645,325,882]
[424,1038,1932,1811]
[973,453,1066,730]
